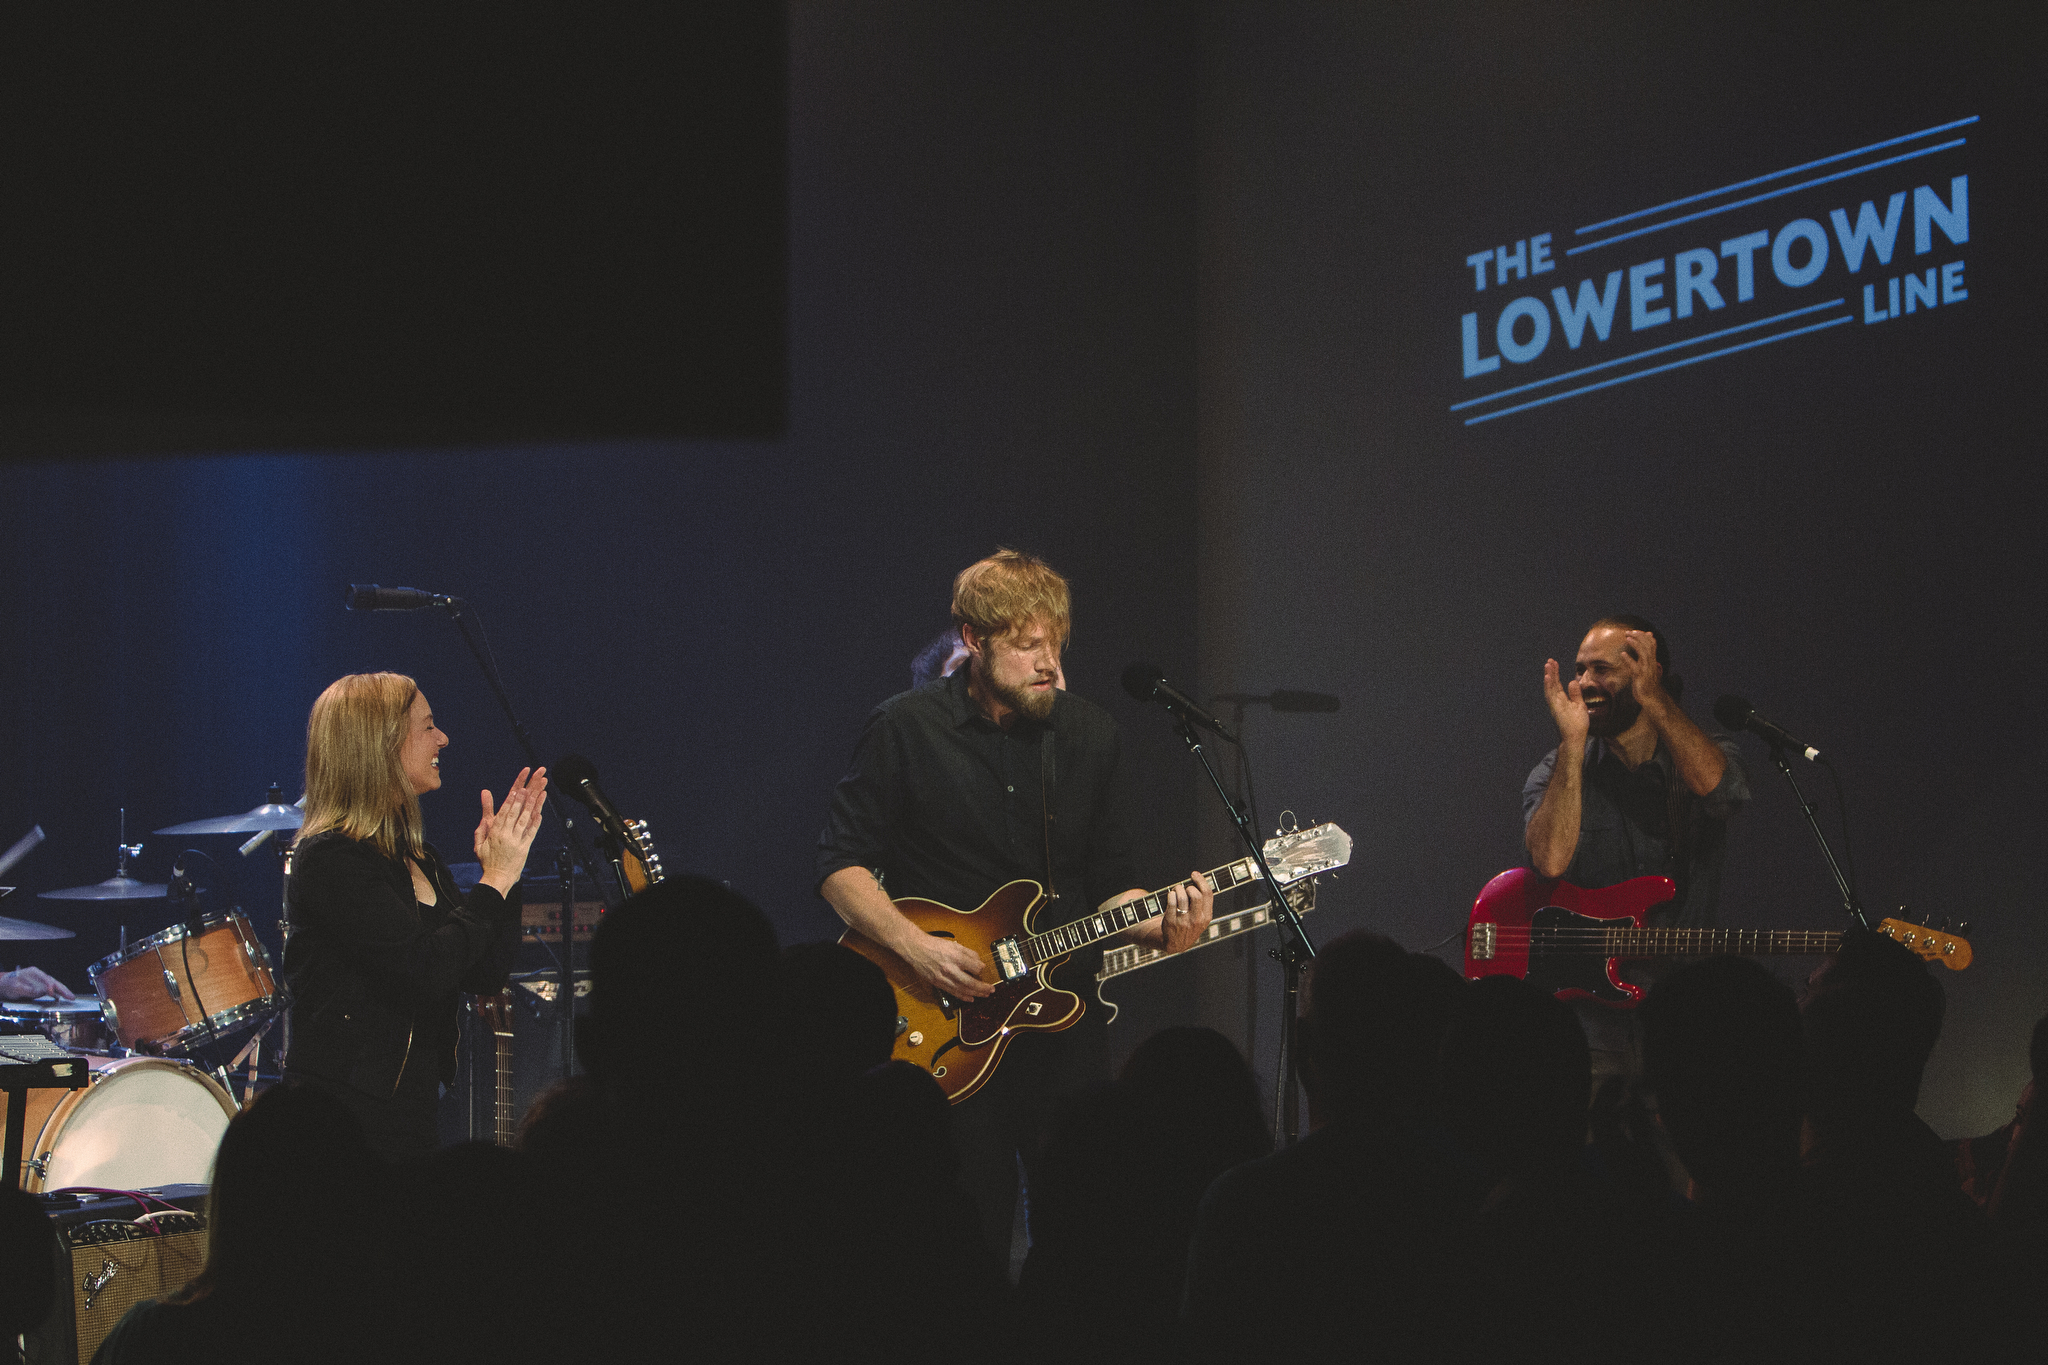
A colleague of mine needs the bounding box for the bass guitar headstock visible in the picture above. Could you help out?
[621,817,666,894]
[1875,917,1973,971]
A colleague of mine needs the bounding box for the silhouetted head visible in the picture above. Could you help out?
[201,1083,378,1302]
[1802,928,1946,1118]
[1299,932,1464,1122]
[1641,956,1804,1198]
[1436,974,1589,1187]
[1119,1025,1271,1170]
[583,875,780,1089]
[780,941,899,1082]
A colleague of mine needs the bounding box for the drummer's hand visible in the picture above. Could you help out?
[0,967,73,1002]
[475,766,549,895]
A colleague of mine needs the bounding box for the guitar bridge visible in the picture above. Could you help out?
[992,937,1029,982]
[1470,922,1496,961]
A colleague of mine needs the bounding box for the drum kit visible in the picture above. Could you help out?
[1,794,302,1192]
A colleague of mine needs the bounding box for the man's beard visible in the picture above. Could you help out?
[990,672,1056,722]
[1586,689,1641,738]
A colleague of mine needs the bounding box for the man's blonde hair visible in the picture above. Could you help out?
[295,672,426,861]
[951,548,1071,648]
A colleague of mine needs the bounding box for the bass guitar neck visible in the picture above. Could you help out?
[1464,868,1975,1007]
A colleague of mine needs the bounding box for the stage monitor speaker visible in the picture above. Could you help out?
[21,1186,208,1365]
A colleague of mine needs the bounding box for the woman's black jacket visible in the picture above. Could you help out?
[282,830,521,1098]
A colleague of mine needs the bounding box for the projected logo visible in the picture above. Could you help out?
[1453,116,1973,427]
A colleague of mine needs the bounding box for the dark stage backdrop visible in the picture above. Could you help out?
[1192,1,2048,1136]
[0,4,1201,1066]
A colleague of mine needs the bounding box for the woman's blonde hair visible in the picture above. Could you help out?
[295,672,425,861]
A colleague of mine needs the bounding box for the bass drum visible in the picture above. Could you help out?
[7,1056,237,1192]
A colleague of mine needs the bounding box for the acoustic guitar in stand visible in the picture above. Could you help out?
[1464,867,1973,1006]
[844,822,1351,1104]
[476,989,517,1146]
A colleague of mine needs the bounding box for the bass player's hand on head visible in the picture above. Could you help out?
[1618,629,1669,709]
[1544,658,1590,747]
[475,766,549,895]
[901,934,994,1000]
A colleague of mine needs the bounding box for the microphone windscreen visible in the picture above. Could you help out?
[551,752,601,792]
[1121,662,1164,703]
[1270,690,1340,713]
[1712,695,1752,731]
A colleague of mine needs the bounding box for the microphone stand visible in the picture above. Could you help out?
[434,599,616,1092]
[1766,742,1871,931]
[1167,712,1317,1145]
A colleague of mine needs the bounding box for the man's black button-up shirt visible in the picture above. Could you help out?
[817,669,1138,922]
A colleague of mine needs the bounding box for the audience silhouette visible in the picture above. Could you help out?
[1181,931,1471,1363]
[46,896,2044,1365]
[1019,1026,1268,1364]
[90,1084,377,1364]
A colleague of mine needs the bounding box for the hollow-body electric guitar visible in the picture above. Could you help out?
[1464,867,1974,1007]
[844,822,1352,1104]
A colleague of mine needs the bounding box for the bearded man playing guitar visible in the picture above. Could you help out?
[818,548,1214,1259]
[1522,615,1750,1083]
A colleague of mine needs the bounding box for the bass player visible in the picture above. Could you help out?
[817,548,1214,1260]
[1522,614,1750,1085]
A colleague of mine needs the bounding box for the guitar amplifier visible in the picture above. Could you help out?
[21,1185,209,1365]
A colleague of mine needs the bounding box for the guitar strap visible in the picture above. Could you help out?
[1039,724,1059,908]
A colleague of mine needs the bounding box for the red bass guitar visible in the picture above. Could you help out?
[1464,867,1972,1007]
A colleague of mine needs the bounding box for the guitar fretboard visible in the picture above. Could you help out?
[1023,858,1260,965]
[1517,927,1845,957]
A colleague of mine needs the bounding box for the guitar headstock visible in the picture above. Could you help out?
[1875,917,1973,971]
[1261,822,1352,887]
[477,989,515,1035]
[621,817,665,894]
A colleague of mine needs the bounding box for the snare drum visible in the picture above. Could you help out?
[4,1054,237,1191]
[0,996,112,1052]
[90,914,280,1053]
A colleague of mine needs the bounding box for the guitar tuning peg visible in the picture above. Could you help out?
[1895,905,1910,923]
[1956,920,1971,938]
[1936,915,1950,933]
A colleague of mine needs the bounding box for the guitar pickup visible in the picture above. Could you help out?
[992,937,1029,982]
[1470,923,1496,961]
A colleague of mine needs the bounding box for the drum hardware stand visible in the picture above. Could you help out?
[164,851,241,1103]
[1765,743,1872,931]
[116,808,143,952]
[1164,713,1318,1147]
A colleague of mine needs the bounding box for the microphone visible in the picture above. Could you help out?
[1213,690,1342,713]
[552,753,626,838]
[1122,663,1239,743]
[1713,695,1821,762]
[344,584,463,612]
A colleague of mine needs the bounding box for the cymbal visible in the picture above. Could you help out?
[38,875,170,901]
[0,913,76,941]
[156,802,305,836]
